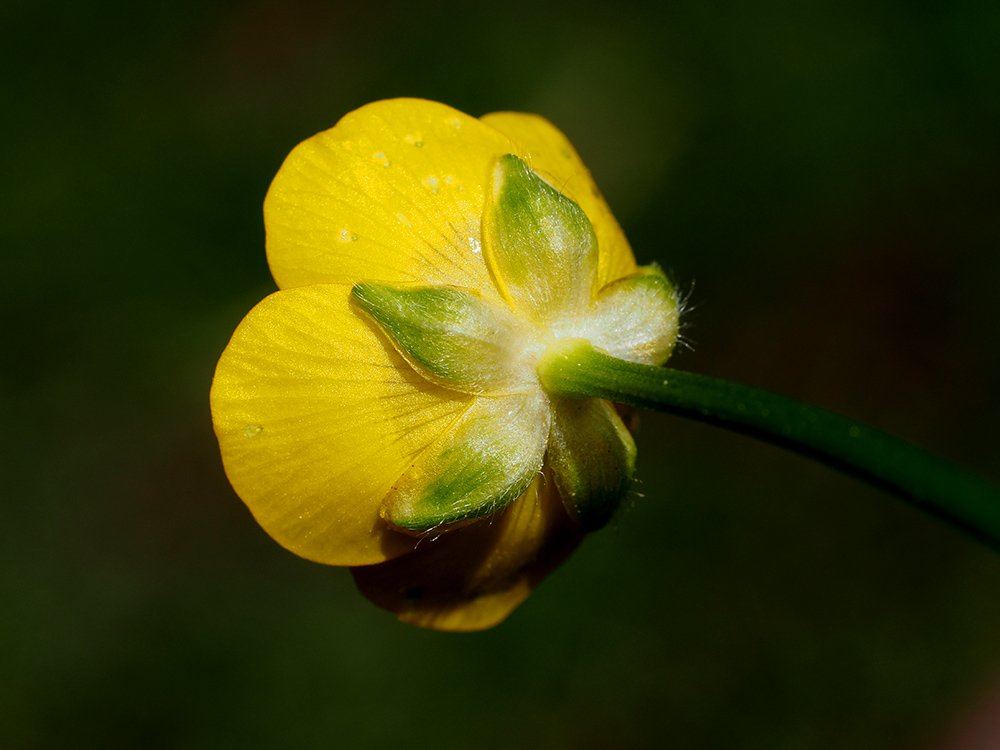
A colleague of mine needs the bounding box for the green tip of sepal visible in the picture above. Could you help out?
[384,450,534,532]
[351,281,529,395]
[381,393,551,534]
[547,398,637,531]
[483,154,598,320]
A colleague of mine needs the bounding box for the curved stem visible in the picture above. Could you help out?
[538,339,1000,550]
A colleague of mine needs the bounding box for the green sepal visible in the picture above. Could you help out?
[577,264,680,366]
[382,393,550,533]
[483,154,598,321]
[547,397,636,531]
[351,282,530,395]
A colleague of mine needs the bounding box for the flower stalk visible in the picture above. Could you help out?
[538,338,1000,550]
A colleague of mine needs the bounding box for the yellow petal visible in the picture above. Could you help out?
[210,284,472,566]
[265,99,514,296]
[352,476,582,631]
[480,111,637,288]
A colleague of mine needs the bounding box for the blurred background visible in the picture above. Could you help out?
[4,0,999,747]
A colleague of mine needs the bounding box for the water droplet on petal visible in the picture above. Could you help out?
[338,228,359,242]
[423,175,439,193]
[244,424,263,437]
[372,151,391,167]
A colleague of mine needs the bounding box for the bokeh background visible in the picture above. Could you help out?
[4,1,999,747]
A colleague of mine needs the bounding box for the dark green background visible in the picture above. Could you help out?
[4,1,999,747]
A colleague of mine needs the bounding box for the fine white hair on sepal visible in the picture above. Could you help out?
[671,276,697,353]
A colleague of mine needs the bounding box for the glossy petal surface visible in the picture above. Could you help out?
[353,476,581,631]
[265,99,513,296]
[211,284,471,566]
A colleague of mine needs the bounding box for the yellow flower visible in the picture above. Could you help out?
[211,99,679,631]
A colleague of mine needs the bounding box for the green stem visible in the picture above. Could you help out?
[538,339,1000,550]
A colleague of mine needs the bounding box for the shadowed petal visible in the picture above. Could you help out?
[352,476,581,631]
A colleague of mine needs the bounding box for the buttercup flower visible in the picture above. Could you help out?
[211,99,679,631]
